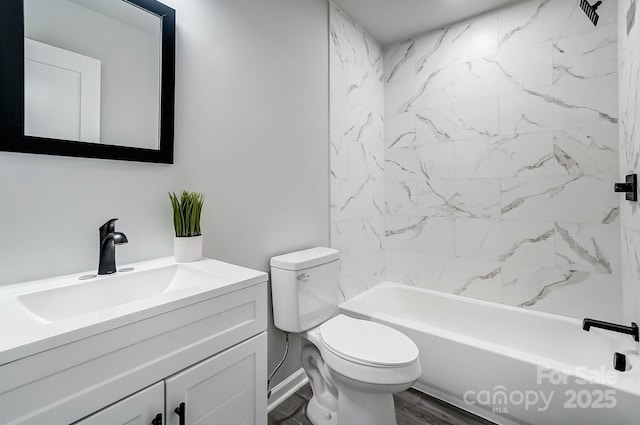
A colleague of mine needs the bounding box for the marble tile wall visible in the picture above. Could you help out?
[330,3,385,300]
[383,0,622,321]
[619,0,640,325]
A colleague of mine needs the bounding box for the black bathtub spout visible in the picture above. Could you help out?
[583,318,639,342]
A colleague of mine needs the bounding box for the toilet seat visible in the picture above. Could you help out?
[312,315,421,385]
[320,315,419,367]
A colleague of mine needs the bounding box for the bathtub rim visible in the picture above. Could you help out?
[339,281,640,398]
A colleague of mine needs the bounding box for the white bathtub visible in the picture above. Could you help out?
[339,282,640,425]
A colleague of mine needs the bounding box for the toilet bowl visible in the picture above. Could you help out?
[302,315,421,425]
[270,248,422,425]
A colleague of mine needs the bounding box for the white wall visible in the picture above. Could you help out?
[165,0,330,274]
[1,0,329,387]
[163,0,330,384]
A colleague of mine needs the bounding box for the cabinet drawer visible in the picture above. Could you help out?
[72,382,164,425]
[0,282,267,425]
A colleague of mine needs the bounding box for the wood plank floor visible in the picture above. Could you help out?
[268,384,496,425]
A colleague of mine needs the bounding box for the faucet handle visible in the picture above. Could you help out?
[99,218,120,239]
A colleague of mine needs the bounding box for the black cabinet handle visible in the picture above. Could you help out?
[151,413,163,425]
[175,402,185,425]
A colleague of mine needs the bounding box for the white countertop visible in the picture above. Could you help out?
[0,257,267,366]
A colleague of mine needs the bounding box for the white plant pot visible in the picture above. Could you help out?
[174,235,203,263]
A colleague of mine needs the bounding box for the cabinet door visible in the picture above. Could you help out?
[165,332,267,425]
[73,382,164,425]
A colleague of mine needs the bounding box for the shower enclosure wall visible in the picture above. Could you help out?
[330,0,626,322]
[620,0,640,326]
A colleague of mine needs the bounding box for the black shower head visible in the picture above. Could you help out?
[580,0,603,26]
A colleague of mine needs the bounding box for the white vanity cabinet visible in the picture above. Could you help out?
[0,259,269,425]
[165,333,267,425]
[74,333,267,425]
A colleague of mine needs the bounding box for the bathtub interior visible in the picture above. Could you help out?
[341,282,638,371]
[340,282,640,425]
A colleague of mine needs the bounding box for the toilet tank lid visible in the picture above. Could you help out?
[271,247,340,271]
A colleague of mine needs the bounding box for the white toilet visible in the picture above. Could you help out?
[270,247,421,425]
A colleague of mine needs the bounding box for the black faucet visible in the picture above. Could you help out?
[583,318,639,342]
[98,218,128,275]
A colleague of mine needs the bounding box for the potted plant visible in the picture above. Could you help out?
[169,191,206,262]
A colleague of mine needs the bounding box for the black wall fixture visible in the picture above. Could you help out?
[614,352,628,372]
[614,174,638,201]
[580,0,603,26]
[0,0,175,164]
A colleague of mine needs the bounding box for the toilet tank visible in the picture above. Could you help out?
[270,247,340,333]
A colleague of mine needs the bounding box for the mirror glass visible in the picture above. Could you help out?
[23,0,162,150]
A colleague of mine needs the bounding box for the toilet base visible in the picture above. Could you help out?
[337,387,397,425]
[306,384,398,425]
[307,395,338,425]
[332,371,400,425]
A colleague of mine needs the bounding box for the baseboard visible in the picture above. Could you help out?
[267,368,308,413]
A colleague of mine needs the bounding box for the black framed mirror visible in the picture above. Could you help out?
[0,0,175,163]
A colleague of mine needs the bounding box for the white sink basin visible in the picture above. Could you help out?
[18,265,213,322]
[0,257,268,366]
